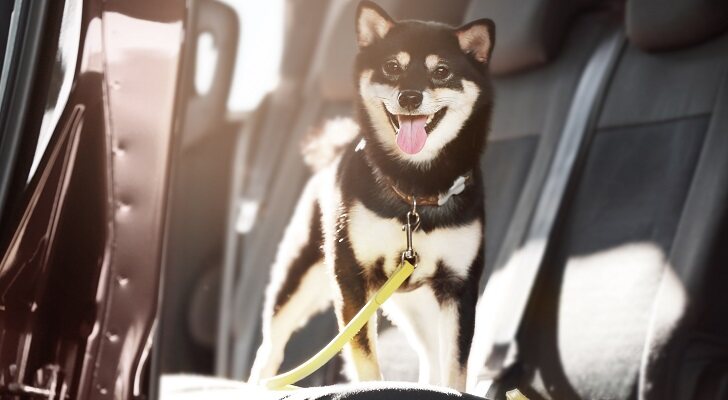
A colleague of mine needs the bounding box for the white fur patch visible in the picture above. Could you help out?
[382,287,442,383]
[316,159,346,302]
[438,302,465,390]
[359,70,481,165]
[347,201,482,283]
[382,287,467,390]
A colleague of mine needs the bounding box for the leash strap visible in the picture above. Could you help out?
[470,30,626,393]
[262,199,421,390]
[261,259,416,390]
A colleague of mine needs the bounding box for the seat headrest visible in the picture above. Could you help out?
[465,0,592,76]
[627,0,728,51]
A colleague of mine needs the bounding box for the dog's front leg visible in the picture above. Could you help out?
[331,244,382,381]
[437,259,481,391]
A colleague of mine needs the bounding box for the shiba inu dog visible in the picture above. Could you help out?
[249,1,495,391]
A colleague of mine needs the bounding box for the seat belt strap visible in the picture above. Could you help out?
[470,30,626,393]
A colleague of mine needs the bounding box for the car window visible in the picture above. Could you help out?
[26,0,81,181]
[0,0,22,125]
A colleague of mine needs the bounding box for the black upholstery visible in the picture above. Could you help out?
[466,0,602,76]
[482,11,618,280]
[627,0,728,52]
[640,74,728,400]
[503,8,728,400]
[480,137,536,273]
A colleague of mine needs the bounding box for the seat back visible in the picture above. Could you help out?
[508,1,728,398]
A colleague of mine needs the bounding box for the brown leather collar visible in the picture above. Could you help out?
[384,173,473,207]
[389,184,441,206]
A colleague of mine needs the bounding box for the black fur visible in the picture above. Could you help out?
[456,241,484,366]
[334,217,376,355]
[273,203,323,314]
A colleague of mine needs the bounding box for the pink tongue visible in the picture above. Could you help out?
[396,115,428,154]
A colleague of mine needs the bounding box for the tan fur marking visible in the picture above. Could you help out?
[396,51,411,68]
[425,54,440,70]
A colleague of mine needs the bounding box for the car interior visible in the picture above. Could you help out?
[0,0,726,399]
[158,0,728,398]
[155,0,728,398]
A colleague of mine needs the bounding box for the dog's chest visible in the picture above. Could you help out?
[345,201,482,283]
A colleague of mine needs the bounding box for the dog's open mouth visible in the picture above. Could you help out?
[385,107,447,154]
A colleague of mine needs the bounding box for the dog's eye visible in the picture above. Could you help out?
[432,65,451,81]
[383,60,403,76]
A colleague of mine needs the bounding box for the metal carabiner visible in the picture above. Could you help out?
[402,198,420,264]
[408,197,421,231]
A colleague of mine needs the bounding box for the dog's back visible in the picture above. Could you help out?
[301,117,360,172]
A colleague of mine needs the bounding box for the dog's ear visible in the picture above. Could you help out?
[455,19,495,64]
[356,1,395,48]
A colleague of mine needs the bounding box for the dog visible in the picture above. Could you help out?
[249,1,495,391]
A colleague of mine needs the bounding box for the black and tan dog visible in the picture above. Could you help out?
[250,1,495,391]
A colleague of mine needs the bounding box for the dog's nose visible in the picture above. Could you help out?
[398,90,423,110]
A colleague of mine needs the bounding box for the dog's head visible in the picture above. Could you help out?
[355,1,495,166]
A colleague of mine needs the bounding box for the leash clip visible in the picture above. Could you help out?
[402,198,420,265]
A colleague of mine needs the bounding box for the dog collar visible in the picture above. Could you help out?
[386,173,473,207]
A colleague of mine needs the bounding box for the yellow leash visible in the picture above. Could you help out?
[260,259,416,390]
[261,200,422,390]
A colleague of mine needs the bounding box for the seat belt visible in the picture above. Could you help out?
[468,30,626,395]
